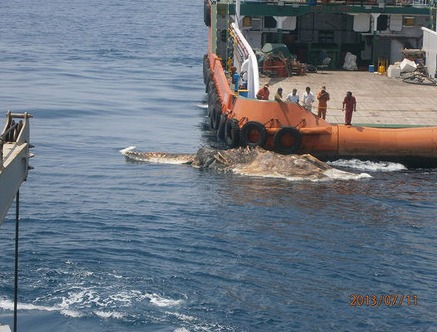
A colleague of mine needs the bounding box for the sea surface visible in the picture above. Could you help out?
[1,1,436,331]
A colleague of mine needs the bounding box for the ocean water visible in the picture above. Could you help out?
[0,1,437,331]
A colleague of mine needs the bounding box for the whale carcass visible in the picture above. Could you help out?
[120,146,370,181]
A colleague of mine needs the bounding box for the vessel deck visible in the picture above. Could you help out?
[266,71,437,127]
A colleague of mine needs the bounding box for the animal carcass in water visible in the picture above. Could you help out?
[120,146,370,181]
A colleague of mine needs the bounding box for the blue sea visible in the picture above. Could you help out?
[1,1,436,331]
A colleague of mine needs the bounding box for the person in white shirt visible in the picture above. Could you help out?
[302,86,315,112]
[286,88,300,104]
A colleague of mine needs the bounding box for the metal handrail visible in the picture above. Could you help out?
[0,112,32,169]
[262,0,423,4]
[0,122,21,169]
[246,0,433,7]
[1,121,20,142]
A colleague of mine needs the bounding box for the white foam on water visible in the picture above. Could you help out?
[59,289,99,310]
[173,328,190,332]
[108,272,123,279]
[322,168,372,180]
[0,298,57,312]
[196,103,208,109]
[60,309,84,318]
[1,288,186,320]
[166,312,196,323]
[0,298,85,318]
[1,289,134,319]
[107,291,137,305]
[145,293,184,307]
[232,168,371,182]
[328,159,407,172]
[166,311,231,332]
[94,310,125,319]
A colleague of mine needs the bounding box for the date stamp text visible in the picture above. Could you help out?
[349,294,418,307]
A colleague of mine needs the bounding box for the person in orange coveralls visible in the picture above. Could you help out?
[317,86,330,119]
[342,91,357,125]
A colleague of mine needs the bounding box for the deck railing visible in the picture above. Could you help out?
[245,0,432,7]
[0,112,32,169]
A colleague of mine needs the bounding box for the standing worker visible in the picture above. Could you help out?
[317,86,330,119]
[286,88,300,104]
[342,91,357,125]
[302,86,315,112]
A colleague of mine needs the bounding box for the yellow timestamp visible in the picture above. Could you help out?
[349,294,418,307]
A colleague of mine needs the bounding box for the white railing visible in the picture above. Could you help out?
[422,27,437,79]
[230,22,260,98]
[245,0,433,6]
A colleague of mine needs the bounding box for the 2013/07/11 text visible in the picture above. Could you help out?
[349,294,417,307]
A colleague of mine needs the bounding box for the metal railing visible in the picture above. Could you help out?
[0,112,32,170]
[1,121,22,143]
[245,0,432,7]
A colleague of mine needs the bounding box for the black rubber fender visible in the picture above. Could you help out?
[204,0,211,27]
[211,105,222,130]
[217,114,227,139]
[206,78,216,94]
[239,121,268,148]
[224,118,240,148]
[273,127,302,154]
[203,54,209,84]
[208,91,218,109]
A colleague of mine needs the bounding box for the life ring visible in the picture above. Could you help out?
[240,121,267,148]
[217,114,227,139]
[273,127,302,154]
[224,118,240,147]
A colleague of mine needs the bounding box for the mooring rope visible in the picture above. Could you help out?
[14,191,19,332]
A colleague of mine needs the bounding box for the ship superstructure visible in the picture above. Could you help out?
[209,0,435,72]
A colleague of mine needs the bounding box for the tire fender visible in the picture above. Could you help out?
[224,118,240,148]
[240,121,268,148]
[273,127,302,154]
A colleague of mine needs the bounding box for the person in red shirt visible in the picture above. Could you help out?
[256,83,270,100]
[342,91,357,125]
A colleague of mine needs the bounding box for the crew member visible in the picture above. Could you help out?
[274,87,284,102]
[302,86,315,112]
[317,87,330,119]
[342,91,357,125]
[256,83,270,100]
